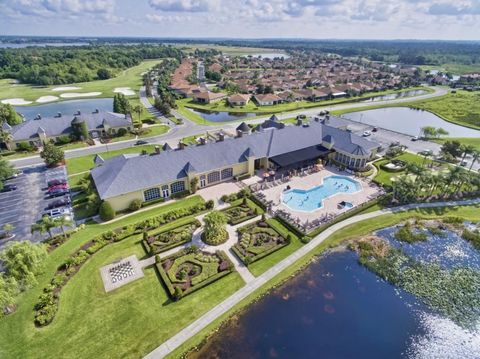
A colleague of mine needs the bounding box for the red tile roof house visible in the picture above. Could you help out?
[193,91,228,104]
[227,94,251,106]
[253,93,282,106]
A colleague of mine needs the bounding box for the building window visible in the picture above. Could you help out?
[144,187,161,202]
[221,168,233,179]
[170,181,185,194]
[207,171,220,183]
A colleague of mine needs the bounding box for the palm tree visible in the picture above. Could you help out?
[54,216,74,238]
[469,150,480,171]
[133,105,143,123]
[460,144,475,164]
[31,215,57,239]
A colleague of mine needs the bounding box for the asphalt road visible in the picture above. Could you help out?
[9,86,475,171]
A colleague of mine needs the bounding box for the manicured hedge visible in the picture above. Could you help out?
[248,194,267,211]
[274,215,306,238]
[143,218,200,255]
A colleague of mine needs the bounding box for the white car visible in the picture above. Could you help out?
[46,207,72,219]
[362,131,371,137]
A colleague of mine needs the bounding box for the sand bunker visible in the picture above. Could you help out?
[60,92,102,98]
[114,87,135,96]
[51,86,81,92]
[1,98,33,105]
[36,96,59,103]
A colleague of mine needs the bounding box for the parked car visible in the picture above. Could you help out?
[134,140,149,146]
[48,189,70,198]
[48,183,69,192]
[47,178,67,187]
[460,160,468,167]
[46,207,71,218]
[0,184,17,192]
[411,136,419,141]
[46,198,71,210]
[372,127,378,132]
[362,131,371,137]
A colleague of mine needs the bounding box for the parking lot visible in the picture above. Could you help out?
[0,165,73,249]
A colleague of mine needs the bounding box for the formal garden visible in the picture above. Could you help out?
[232,216,291,265]
[221,197,262,225]
[142,218,201,255]
[156,247,234,300]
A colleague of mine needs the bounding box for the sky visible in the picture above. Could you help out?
[0,0,479,40]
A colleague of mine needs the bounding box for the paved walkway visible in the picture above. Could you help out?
[144,197,480,359]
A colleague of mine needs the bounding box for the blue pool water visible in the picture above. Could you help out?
[282,175,361,212]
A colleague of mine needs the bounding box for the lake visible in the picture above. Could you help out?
[243,53,290,59]
[188,226,480,359]
[362,89,427,102]
[0,42,88,48]
[188,108,258,123]
[344,107,480,138]
[15,98,113,120]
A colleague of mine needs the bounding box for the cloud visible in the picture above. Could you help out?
[428,2,480,16]
[146,14,192,22]
[148,0,219,12]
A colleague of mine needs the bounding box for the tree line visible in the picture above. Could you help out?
[0,45,183,85]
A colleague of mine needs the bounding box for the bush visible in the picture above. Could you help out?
[117,128,128,137]
[16,142,35,152]
[129,199,142,212]
[40,143,65,167]
[99,201,115,221]
[55,135,72,145]
[170,190,189,199]
[206,200,215,209]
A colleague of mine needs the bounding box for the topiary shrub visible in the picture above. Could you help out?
[129,199,142,212]
[206,200,215,209]
[99,201,115,221]
[117,128,128,137]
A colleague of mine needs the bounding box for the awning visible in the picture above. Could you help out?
[269,145,331,168]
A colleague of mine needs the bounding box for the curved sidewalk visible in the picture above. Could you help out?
[144,197,480,359]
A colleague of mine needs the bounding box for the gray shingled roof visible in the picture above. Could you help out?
[91,121,379,200]
[9,111,131,141]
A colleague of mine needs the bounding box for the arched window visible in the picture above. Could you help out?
[170,181,185,194]
[207,171,220,183]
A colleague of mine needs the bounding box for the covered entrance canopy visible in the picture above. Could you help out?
[269,145,331,168]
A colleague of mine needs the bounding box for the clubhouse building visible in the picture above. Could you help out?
[91,116,380,212]
[2,111,133,150]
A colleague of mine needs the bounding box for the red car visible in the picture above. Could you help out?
[47,179,67,187]
[48,183,69,192]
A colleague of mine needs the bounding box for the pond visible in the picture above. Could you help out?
[362,89,427,102]
[188,108,258,123]
[188,225,480,359]
[344,107,480,138]
[243,53,290,59]
[15,98,113,120]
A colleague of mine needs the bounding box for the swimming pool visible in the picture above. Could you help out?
[282,175,361,212]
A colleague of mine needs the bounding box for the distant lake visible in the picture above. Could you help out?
[0,42,88,48]
[15,98,113,120]
[362,89,427,102]
[243,53,290,59]
[188,108,258,123]
[344,107,480,138]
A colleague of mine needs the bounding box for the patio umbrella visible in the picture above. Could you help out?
[263,172,270,178]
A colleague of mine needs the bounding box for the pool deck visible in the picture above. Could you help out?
[259,168,382,224]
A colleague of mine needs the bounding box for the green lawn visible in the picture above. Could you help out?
[167,203,480,358]
[419,63,480,75]
[139,125,169,138]
[0,60,161,103]
[432,137,480,152]
[66,144,157,176]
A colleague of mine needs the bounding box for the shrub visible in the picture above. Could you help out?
[206,200,215,209]
[129,199,142,212]
[220,195,229,203]
[99,201,115,221]
[173,286,183,300]
[40,143,65,167]
[300,236,312,244]
[171,190,189,199]
[117,128,128,137]
[16,141,35,152]
[55,135,71,145]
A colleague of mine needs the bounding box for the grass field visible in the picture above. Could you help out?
[167,203,480,358]
[174,44,283,56]
[0,195,248,359]
[0,60,161,103]
[420,63,480,75]
[432,137,480,152]
[66,144,157,175]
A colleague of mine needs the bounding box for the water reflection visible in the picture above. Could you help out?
[188,108,258,122]
[362,90,427,102]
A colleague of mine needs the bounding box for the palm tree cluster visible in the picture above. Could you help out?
[392,165,480,204]
[31,215,74,240]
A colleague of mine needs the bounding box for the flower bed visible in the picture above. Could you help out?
[232,220,290,265]
[155,248,234,300]
[142,219,201,255]
[221,199,259,225]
